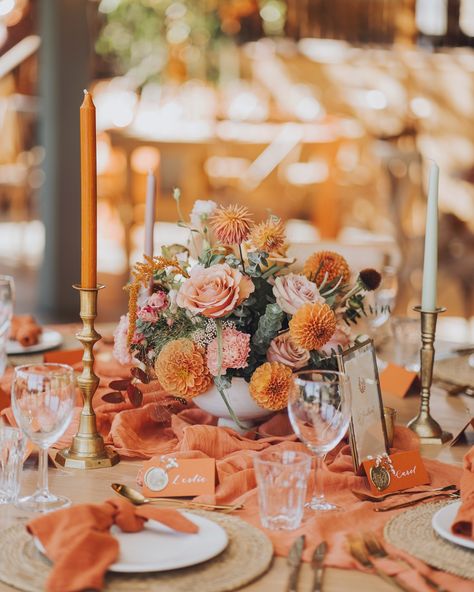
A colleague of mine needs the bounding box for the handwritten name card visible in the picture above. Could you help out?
[142,457,215,498]
[362,450,430,495]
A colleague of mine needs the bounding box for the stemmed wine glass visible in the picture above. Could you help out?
[12,364,76,512]
[288,370,352,511]
[0,275,14,377]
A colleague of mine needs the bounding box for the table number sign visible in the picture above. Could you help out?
[362,450,430,495]
[338,339,389,472]
[142,456,216,498]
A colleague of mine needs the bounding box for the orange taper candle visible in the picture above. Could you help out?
[80,90,97,288]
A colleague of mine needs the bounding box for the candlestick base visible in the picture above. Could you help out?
[407,306,452,444]
[55,284,120,469]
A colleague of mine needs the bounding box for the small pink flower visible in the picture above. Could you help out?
[319,323,351,356]
[177,263,254,319]
[113,315,132,364]
[132,332,145,345]
[267,332,310,370]
[206,327,251,376]
[147,290,168,311]
[137,305,159,323]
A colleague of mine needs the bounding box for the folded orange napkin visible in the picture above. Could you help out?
[452,446,474,538]
[27,497,198,592]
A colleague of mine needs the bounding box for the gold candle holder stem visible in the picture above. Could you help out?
[55,284,119,469]
[407,306,452,444]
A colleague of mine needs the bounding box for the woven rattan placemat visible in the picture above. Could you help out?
[384,501,474,580]
[0,511,273,592]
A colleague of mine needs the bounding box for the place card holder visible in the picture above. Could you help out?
[362,450,430,496]
[142,457,216,498]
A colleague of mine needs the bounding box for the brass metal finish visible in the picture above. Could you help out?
[407,306,452,444]
[55,284,119,469]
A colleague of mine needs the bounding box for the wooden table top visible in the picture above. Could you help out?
[1,325,473,592]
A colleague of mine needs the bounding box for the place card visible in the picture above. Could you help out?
[362,450,430,495]
[449,417,474,447]
[44,349,83,365]
[142,457,215,498]
[379,363,419,398]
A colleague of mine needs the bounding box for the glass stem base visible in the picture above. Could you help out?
[306,496,341,511]
[16,490,71,513]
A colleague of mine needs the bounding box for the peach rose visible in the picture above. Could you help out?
[267,332,310,370]
[319,323,351,355]
[176,263,254,319]
[272,273,324,315]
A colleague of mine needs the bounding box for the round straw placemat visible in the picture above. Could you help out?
[0,511,273,592]
[384,501,474,580]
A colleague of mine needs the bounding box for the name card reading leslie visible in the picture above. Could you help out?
[142,457,216,498]
[362,450,430,496]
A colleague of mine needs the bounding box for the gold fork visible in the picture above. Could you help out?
[347,535,416,592]
[363,533,448,592]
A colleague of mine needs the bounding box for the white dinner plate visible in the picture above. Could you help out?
[35,511,228,573]
[432,501,474,551]
[7,330,63,355]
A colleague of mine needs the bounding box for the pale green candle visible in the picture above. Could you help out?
[421,162,439,311]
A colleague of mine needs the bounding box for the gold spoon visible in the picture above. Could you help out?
[111,483,242,512]
[352,484,457,503]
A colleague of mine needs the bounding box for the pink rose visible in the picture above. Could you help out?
[113,315,132,364]
[267,332,310,370]
[147,290,168,311]
[272,273,323,315]
[137,305,159,323]
[177,264,254,319]
[206,327,251,376]
[319,323,351,355]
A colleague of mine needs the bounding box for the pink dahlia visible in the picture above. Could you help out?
[113,315,132,364]
[206,327,251,376]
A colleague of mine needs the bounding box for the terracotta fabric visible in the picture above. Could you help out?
[27,497,198,592]
[452,446,474,538]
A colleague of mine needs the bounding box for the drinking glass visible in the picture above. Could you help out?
[288,370,351,511]
[254,449,311,530]
[391,317,420,371]
[12,364,76,512]
[367,266,398,331]
[0,275,14,377]
[0,426,25,504]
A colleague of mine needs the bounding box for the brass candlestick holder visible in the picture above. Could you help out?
[55,285,120,469]
[407,306,452,444]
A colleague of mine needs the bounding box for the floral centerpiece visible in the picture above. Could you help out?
[113,194,381,430]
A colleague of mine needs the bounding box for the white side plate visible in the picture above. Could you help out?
[432,501,474,550]
[35,511,228,573]
[7,330,63,355]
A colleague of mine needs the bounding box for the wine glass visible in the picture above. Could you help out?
[12,364,76,512]
[288,370,352,511]
[367,265,398,331]
[0,275,14,377]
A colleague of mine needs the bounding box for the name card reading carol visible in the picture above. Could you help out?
[142,458,216,498]
[362,450,430,496]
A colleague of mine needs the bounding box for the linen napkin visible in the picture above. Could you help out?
[452,446,474,538]
[27,497,198,592]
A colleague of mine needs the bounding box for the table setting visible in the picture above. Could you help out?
[0,91,473,592]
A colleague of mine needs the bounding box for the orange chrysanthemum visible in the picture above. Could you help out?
[210,204,252,245]
[155,339,212,399]
[303,250,350,286]
[289,302,337,351]
[249,362,292,411]
[249,217,287,255]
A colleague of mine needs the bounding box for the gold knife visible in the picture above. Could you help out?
[311,541,327,592]
[287,535,305,592]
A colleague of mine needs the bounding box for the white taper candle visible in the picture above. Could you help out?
[421,161,439,311]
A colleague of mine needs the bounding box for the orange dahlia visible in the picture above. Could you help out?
[289,302,337,351]
[249,217,287,255]
[303,250,350,286]
[210,204,252,245]
[249,362,292,411]
[154,339,212,399]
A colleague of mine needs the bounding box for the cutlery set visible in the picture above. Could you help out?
[351,483,460,511]
[348,533,448,592]
[286,536,328,592]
